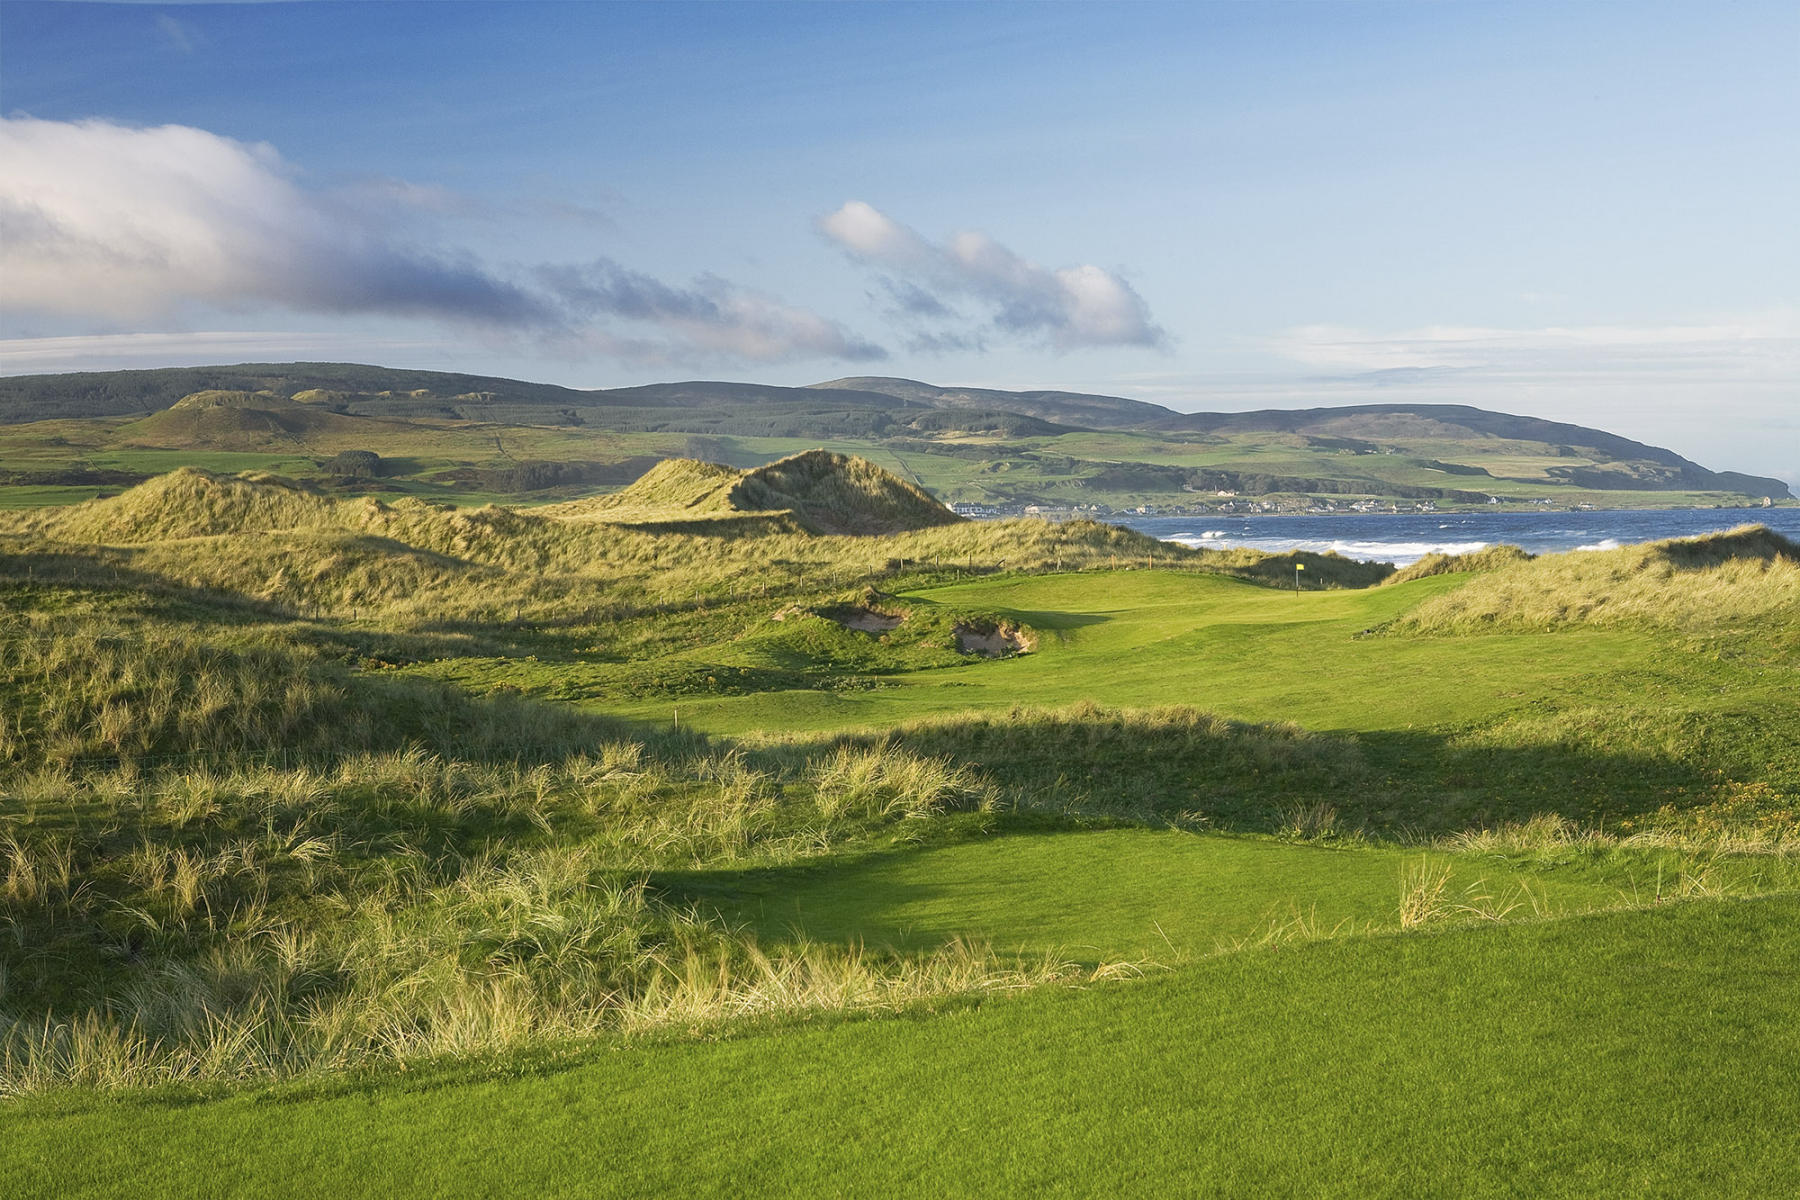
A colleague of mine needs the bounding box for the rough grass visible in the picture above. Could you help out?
[1381,542,1534,584]
[1392,524,1800,631]
[543,450,961,535]
[3,480,1798,1106]
[0,736,1060,1092]
[0,609,613,769]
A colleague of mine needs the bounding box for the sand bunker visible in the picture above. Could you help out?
[955,623,1034,657]
[774,605,904,633]
[837,608,903,633]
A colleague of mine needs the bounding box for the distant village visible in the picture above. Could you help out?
[950,495,1562,520]
[948,493,1781,520]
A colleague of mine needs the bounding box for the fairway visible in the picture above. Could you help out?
[709,828,1626,960]
[11,897,1797,1199]
[614,570,1666,736]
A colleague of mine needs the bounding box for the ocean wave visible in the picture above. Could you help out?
[1165,532,1490,565]
[1574,538,1624,552]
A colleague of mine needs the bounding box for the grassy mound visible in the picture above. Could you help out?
[117,391,381,449]
[550,450,961,535]
[1382,544,1534,584]
[0,607,612,770]
[0,468,338,543]
[1393,524,1800,632]
[729,449,962,535]
[572,457,744,515]
[0,471,1212,633]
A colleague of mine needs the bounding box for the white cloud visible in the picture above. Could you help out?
[1,117,549,327]
[155,13,200,56]
[818,201,1167,351]
[0,117,884,367]
[1269,313,1800,381]
[538,260,886,366]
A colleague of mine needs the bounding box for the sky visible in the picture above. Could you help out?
[1,0,1795,484]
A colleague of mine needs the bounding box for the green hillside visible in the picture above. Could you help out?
[0,364,1787,511]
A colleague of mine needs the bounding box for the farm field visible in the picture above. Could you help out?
[3,460,1798,1197]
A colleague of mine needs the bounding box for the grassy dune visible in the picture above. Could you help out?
[5,466,1376,627]
[1391,525,1800,632]
[2,468,1797,1194]
[556,449,963,535]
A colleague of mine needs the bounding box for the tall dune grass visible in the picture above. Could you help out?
[3,471,1794,1093]
[0,728,1115,1093]
[0,467,1388,635]
[1392,526,1800,632]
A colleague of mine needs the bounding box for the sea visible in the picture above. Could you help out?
[1117,507,1800,567]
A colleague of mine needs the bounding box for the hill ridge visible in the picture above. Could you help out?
[0,363,1787,499]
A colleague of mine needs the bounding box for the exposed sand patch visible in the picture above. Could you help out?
[838,608,903,633]
[955,623,1034,657]
[774,604,904,633]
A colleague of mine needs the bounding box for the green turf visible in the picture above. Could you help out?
[607,570,1672,736]
[9,895,1796,1199]
[0,486,117,509]
[700,829,1627,961]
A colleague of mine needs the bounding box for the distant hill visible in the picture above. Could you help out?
[1141,403,1788,497]
[0,366,1086,441]
[550,450,963,536]
[116,390,420,449]
[819,380,1786,498]
[0,363,594,422]
[0,362,1787,500]
[812,376,1175,430]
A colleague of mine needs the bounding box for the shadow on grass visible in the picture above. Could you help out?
[730,705,1735,839]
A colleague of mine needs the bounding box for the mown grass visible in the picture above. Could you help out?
[8,896,1798,1199]
[610,570,1799,838]
[708,828,1640,961]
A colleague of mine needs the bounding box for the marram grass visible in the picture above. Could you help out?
[2,464,1798,1109]
[1390,524,1800,631]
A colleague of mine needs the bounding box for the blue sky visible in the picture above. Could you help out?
[2,1,1795,483]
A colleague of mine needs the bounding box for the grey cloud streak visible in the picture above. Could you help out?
[0,117,885,367]
[819,201,1168,352]
[538,260,887,364]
